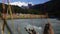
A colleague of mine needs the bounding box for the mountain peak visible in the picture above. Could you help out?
[10,1,33,7]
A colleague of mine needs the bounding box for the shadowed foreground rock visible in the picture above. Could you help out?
[43,23,54,34]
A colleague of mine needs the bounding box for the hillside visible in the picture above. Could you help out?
[0,3,42,15]
[31,0,60,18]
[0,0,60,19]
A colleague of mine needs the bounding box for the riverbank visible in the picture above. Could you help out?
[0,14,47,19]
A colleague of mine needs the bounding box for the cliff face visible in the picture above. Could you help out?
[31,0,60,18]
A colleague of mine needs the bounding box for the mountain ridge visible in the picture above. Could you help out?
[30,0,60,18]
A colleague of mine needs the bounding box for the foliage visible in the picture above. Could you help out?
[0,3,42,15]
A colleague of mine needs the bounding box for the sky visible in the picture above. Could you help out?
[0,0,50,7]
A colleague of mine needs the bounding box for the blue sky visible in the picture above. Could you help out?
[0,0,50,4]
[0,0,50,7]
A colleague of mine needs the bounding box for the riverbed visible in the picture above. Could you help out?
[0,19,60,34]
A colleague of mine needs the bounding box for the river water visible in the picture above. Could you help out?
[0,19,60,34]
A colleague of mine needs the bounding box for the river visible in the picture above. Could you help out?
[0,19,60,34]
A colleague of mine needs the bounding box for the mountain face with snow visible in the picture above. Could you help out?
[10,1,33,7]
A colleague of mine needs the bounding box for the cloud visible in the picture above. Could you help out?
[9,1,33,7]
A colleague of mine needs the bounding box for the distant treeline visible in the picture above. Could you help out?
[0,3,43,15]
